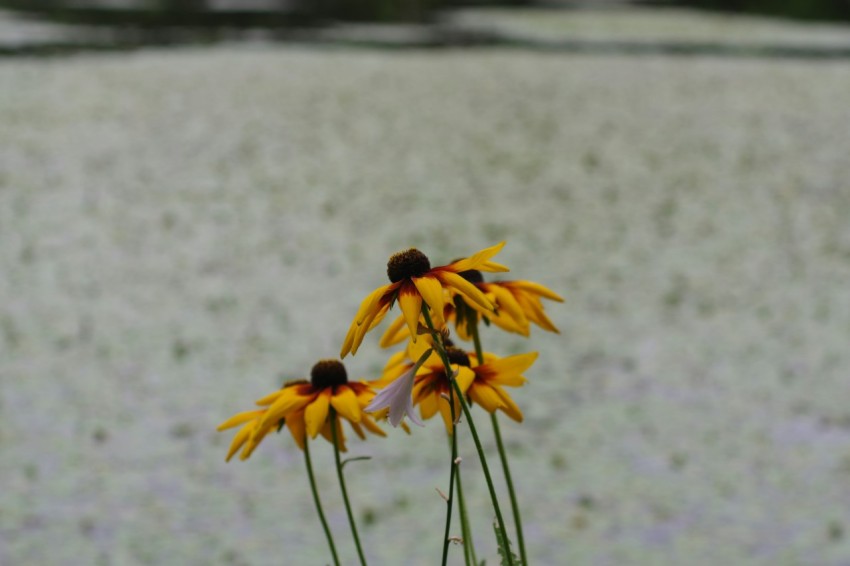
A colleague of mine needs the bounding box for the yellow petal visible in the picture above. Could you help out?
[487,284,528,328]
[224,422,254,461]
[412,276,445,327]
[480,352,538,384]
[508,280,564,302]
[360,415,387,437]
[479,260,510,273]
[259,389,313,431]
[493,386,524,422]
[468,383,504,414]
[342,301,391,357]
[330,386,362,424]
[397,283,423,341]
[448,242,506,273]
[355,285,394,325]
[341,285,393,357]
[436,271,493,312]
[454,366,477,393]
[254,390,286,406]
[286,410,307,450]
[517,294,560,333]
[379,314,409,348]
[240,422,274,460]
[487,309,530,336]
[305,389,331,438]
[438,399,454,433]
[418,390,440,420]
[350,421,366,440]
[320,416,346,452]
[217,410,264,431]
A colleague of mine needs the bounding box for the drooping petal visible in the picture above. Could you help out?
[437,397,459,433]
[341,286,395,357]
[330,386,362,424]
[342,301,391,357]
[515,293,560,333]
[305,389,331,438]
[436,271,494,312]
[217,410,265,431]
[506,280,564,302]
[397,282,423,342]
[320,415,346,452]
[486,283,529,328]
[485,308,531,336]
[254,390,286,407]
[359,414,387,437]
[418,388,440,420]
[241,422,274,460]
[412,276,445,327]
[492,386,524,422]
[286,410,307,450]
[355,284,395,326]
[468,383,505,414]
[447,242,507,273]
[350,421,366,440]
[259,389,314,432]
[378,314,409,348]
[224,421,254,461]
[478,260,510,273]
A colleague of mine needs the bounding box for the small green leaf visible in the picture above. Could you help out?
[493,522,521,566]
[341,456,372,469]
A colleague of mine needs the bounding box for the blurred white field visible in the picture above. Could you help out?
[2,10,850,566]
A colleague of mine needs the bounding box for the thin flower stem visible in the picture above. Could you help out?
[303,436,341,566]
[330,409,368,566]
[421,307,513,566]
[471,320,528,565]
[440,382,458,566]
[454,452,477,566]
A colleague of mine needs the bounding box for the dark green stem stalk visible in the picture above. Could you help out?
[440,381,458,566]
[471,319,528,565]
[421,307,513,566]
[330,409,368,566]
[304,436,341,566]
[455,453,477,566]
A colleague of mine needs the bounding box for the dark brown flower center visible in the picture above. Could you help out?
[310,359,348,388]
[387,248,431,283]
[458,269,484,284]
[446,347,471,367]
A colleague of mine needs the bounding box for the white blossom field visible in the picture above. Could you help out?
[2,8,850,565]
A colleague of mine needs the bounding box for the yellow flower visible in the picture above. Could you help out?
[372,342,537,432]
[217,360,385,461]
[452,277,564,339]
[340,242,509,358]
[379,275,563,347]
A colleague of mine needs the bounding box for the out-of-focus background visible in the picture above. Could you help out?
[2,0,850,564]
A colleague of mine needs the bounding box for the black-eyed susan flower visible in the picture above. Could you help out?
[217,360,385,461]
[377,269,563,347]
[340,242,510,358]
[369,341,537,432]
[455,276,564,338]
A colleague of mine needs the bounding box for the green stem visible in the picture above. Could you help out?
[471,319,528,565]
[421,307,513,566]
[491,412,526,565]
[455,453,477,566]
[440,381,458,566]
[303,436,341,566]
[330,408,368,566]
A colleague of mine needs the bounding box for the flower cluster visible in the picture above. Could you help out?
[217,241,561,566]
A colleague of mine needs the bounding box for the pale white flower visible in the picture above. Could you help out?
[366,348,433,427]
